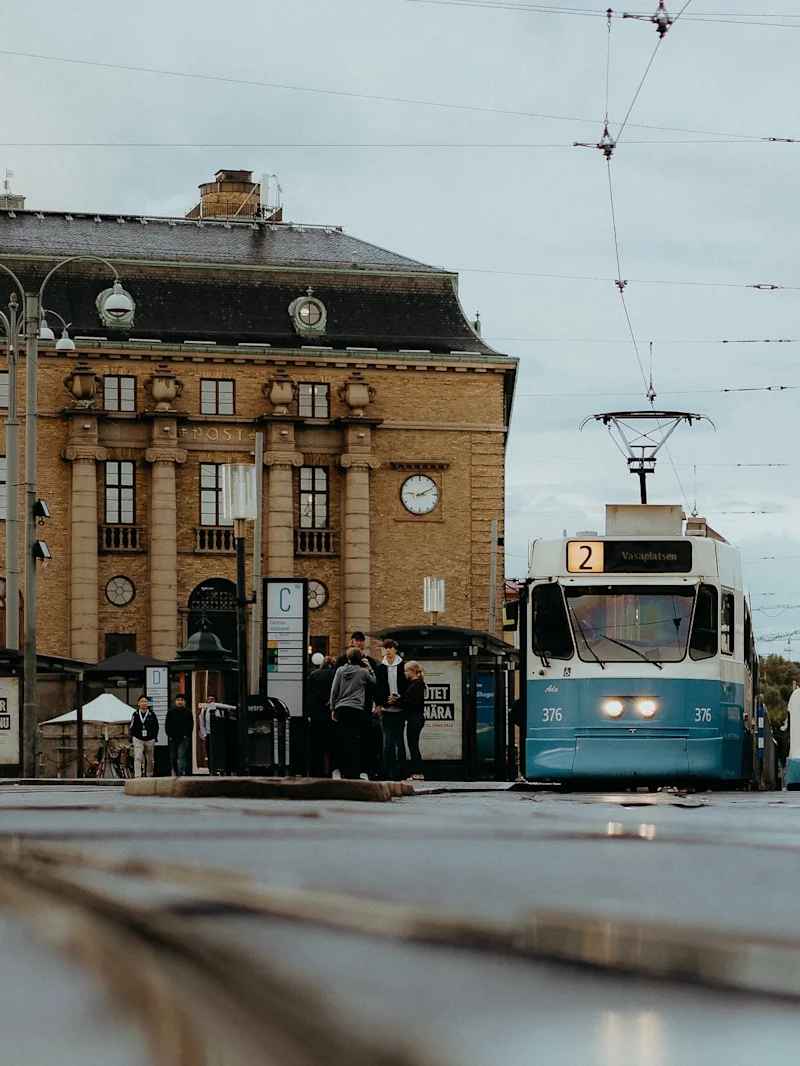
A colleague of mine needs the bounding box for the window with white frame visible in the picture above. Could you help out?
[299,466,328,529]
[0,373,8,409]
[105,461,135,524]
[104,375,136,412]
[200,464,233,526]
[298,382,330,419]
[200,379,235,415]
[0,457,6,520]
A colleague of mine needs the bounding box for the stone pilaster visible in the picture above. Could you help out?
[264,423,303,577]
[145,443,187,660]
[340,428,380,636]
[63,439,107,662]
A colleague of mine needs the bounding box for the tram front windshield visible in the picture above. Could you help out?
[565,585,695,663]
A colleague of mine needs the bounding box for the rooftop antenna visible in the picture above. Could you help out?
[580,409,714,504]
[260,173,283,222]
[2,169,11,194]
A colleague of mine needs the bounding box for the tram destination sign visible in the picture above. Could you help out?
[567,539,692,574]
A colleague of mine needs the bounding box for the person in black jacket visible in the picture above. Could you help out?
[130,695,159,778]
[307,656,337,777]
[374,639,409,780]
[403,661,427,781]
[165,694,193,777]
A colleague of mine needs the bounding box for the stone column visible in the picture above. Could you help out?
[264,423,303,577]
[145,443,187,660]
[63,439,107,662]
[340,438,380,636]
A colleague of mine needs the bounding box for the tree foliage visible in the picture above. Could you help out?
[760,654,800,726]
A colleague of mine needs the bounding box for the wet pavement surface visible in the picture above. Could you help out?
[0,782,797,1065]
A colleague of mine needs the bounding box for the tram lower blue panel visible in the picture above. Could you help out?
[526,677,745,782]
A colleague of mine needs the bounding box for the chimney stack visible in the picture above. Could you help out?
[186,170,261,220]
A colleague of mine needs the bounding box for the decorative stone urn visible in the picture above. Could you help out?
[263,375,296,417]
[63,363,99,408]
[146,364,183,411]
[339,373,375,418]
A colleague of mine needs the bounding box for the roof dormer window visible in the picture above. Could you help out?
[289,287,327,336]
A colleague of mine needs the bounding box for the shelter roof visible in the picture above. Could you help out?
[84,651,167,676]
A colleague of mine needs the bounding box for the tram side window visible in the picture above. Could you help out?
[689,584,718,661]
[532,583,574,660]
[721,591,735,656]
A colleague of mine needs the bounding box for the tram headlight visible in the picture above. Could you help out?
[636,699,658,719]
[603,698,624,719]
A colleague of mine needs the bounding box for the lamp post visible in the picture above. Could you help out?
[221,463,257,776]
[0,257,132,777]
[0,294,21,651]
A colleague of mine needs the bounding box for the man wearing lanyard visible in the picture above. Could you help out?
[130,695,159,778]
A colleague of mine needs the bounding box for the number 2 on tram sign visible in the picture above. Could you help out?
[567,541,605,573]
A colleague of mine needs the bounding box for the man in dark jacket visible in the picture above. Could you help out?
[165,694,193,777]
[130,695,159,778]
[307,656,337,777]
[336,632,380,778]
[374,638,409,780]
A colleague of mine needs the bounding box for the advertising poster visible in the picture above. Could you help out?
[146,665,170,746]
[264,579,307,717]
[419,660,462,761]
[0,677,20,766]
[476,674,495,767]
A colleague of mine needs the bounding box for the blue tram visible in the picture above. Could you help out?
[519,505,774,788]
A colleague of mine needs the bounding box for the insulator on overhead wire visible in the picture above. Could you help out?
[598,126,616,159]
[651,0,672,36]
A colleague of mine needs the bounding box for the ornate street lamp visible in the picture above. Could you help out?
[221,463,257,776]
[0,257,133,776]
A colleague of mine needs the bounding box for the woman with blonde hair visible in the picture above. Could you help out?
[403,660,426,781]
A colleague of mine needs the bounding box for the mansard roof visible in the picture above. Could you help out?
[0,210,500,357]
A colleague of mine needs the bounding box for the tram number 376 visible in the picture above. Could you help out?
[695,707,712,722]
[542,707,563,722]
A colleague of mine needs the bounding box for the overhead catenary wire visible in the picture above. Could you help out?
[0,48,796,144]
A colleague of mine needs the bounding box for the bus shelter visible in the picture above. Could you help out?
[370,626,518,781]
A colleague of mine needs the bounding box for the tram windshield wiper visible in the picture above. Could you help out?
[597,634,663,669]
[568,604,605,669]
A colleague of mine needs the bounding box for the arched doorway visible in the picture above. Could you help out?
[188,579,237,655]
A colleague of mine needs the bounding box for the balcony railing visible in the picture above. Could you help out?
[195,526,236,553]
[295,529,338,556]
[98,525,146,552]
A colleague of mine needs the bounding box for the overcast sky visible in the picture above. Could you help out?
[2,0,800,649]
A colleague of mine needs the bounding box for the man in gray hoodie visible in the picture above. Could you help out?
[330,647,376,779]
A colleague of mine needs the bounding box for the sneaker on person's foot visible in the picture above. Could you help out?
[332,770,341,780]
[359,773,369,781]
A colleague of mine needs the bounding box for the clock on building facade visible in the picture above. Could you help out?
[400,474,440,515]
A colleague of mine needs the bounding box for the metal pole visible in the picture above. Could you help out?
[235,518,249,775]
[249,432,264,696]
[638,469,648,504]
[487,515,499,635]
[75,670,84,779]
[5,295,20,650]
[22,292,39,778]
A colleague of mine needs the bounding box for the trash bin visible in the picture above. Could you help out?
[268,697,291,777]
[208,704,238,775]
[247,701,275,774]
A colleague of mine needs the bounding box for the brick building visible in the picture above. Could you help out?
[0,170,517,666]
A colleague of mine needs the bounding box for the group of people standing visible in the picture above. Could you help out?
[308,633,427,781]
